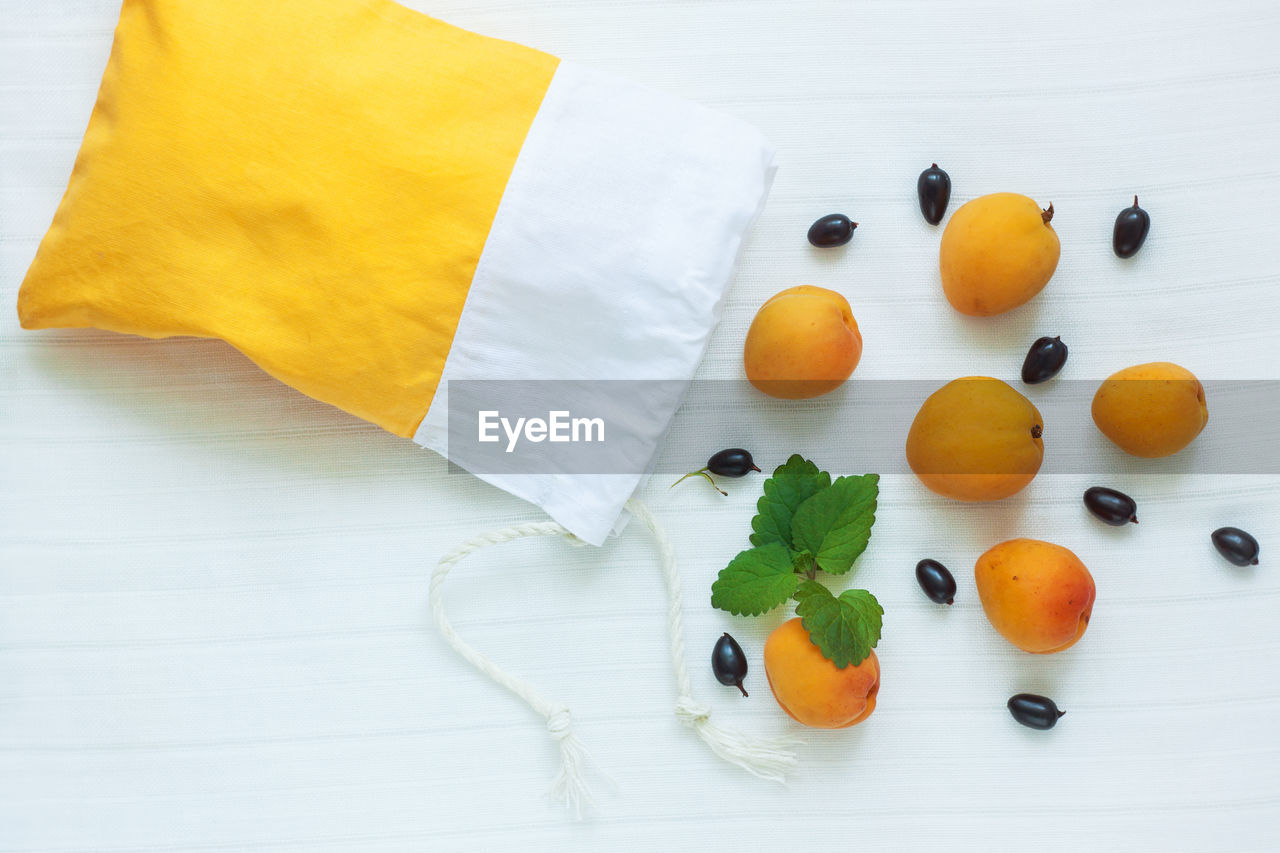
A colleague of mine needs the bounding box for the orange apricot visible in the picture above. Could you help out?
[743,286,862,400]
[975,538,1095,654]
[905,377,1044,501]
[763,618,880,728]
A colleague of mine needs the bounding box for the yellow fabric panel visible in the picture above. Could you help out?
[17,0,559,437]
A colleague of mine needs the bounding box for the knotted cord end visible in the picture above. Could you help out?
[544,706,594,819]
[674,693,803,784]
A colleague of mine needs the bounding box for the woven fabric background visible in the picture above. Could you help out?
[3,1,1278,850]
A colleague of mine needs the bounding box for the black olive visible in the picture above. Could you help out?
[915,559,956,605]
[1211,527,1260,566]
[1007,693,1065,730]
[1021,336,1068,384]
[807,213,857,248]
[1083,486,1138,526]
[917,163,951,225]
[706,448,761,478]
[1113,195,1150,258]
[671,448,761,495]
[712,633,749,697]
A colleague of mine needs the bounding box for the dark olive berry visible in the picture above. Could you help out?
[1211,527,1260,566]
[706,448,761,478]
[807,213,857,248]
[1083,486,1138,526]
[1021,336,1068,384]
[671,448,761,495]
[1007,693,1065,730]
[915,559,956,605]
[917,163,951,225]
[1113,195,1150,258]
[712,633,749,697]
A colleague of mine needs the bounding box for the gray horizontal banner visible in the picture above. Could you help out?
[445,379,1280,476]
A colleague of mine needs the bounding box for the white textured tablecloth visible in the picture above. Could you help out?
[3,1,1279,850]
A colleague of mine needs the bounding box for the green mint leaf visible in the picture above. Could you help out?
[793,581,884,668]
[749,455,832,550]
[790,473,879,575]
[711,543,801,616]
[791,550,816,577]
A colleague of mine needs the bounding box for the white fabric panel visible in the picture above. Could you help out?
[414,60,777,545]
[3,1,1280,851]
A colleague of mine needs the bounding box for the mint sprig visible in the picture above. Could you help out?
[791,473,879,575]
[794,582,883,668]
[750,455,831,550]
[711,454,882,668]
[710,543,799,616]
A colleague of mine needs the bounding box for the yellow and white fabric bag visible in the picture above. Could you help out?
[16,0,793,811]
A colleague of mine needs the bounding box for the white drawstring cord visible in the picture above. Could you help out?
[429,519,596,818]
[428,499,801,817]
[623,499,802,781]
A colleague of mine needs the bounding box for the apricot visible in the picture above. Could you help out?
[975,539,1095,654]
[763,618,879,729]
[905,377,1044,501]
[743,285,862,399]
[1091,362,1208,458]
[940,193,1060,316]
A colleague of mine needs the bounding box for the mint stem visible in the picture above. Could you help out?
[670,468,727,496]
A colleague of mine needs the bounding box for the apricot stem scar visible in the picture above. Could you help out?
[1041,203,1054,224]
